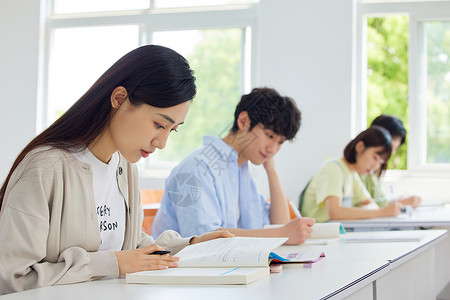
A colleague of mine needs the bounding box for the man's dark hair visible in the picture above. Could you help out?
[371,114,406,145]
[230,87,301,140]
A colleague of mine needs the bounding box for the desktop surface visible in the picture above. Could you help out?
[1,230,446,300]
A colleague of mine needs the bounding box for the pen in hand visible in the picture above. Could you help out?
[149,250,171,255]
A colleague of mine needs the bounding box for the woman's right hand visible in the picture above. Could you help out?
[382,201,403,217]
[114,244,179,275]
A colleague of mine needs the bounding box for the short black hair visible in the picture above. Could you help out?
[344,126,392,166]
[230,87,301,140]
[371,115,406,145]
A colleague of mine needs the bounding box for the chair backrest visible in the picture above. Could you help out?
[141,189,164,204]
[298,180,311,215]
[140,189,164,235]
[287,199,299,220]
[267,197,299,220]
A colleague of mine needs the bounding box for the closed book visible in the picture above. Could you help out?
[269,246,326,269]
[277,256,327,269]
[126,267,269,285]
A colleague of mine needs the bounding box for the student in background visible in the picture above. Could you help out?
[361,115,421,208]
[153,87,315,244]
[0,45,231,295]
[300,126,403,222]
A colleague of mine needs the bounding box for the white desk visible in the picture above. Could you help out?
[339,204,450,231]
[1,230,446,300]
[337,204,450,295]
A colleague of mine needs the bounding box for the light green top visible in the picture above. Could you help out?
[300,159,371,222]
[360,173,390,208]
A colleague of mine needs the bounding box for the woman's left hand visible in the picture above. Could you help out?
[399,196,422,208]
[190,230,235,244]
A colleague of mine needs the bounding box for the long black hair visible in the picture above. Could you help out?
[0,45,196,207]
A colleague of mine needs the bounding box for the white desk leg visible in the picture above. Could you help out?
[375,247,435,299]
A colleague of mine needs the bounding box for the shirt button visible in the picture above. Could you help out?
[119,167,123,175]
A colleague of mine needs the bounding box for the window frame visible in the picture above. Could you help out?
[40,1,259,180]
[356,0,450,176]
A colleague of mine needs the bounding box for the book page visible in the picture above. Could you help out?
[176,237,287,268]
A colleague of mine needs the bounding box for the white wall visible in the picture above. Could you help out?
[0,0,41,182]
[254,0,356,203]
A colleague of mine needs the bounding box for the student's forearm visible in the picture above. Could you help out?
[327,206,384,220]
[266,168,290,224]
[218,217,316,245]
[217,227,284,239]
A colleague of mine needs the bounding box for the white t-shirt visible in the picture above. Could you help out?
[75,149,126,251]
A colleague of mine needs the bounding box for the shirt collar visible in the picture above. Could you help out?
[202,135,238,162]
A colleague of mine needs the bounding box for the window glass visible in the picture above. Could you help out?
[366,15,409,169]
[48,25,139,123]
[425,21,450,163]
[152,28,244,162]
[53,0,150,14]
[154,0,257,9]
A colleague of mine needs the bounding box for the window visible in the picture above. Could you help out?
[48,25,139,122]
[423,21,450,164]
[366,15,409,169]
[42,1,258,176]
[357,1,450,172]
[152,28,245,162]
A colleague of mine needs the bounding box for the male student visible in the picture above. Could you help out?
[153,87,315,244]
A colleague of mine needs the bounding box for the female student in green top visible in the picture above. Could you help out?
[300,126,403,222]
[361,115,421,208]
[0,45,231,295]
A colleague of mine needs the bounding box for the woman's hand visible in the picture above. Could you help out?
[399,196,421,208]
[190,230,235,245]
[382,201,403,217]
[114,244,179,275]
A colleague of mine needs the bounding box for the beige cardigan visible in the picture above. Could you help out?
[0,147,190,295]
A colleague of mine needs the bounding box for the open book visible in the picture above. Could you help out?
[126,237,325,285]
[305,222,343,245]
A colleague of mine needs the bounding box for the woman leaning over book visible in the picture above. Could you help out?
[0,45,231,295]
[299,126,404,222]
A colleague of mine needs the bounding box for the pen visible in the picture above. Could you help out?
[401,205,414,216]
[149,250,171,255]
[289,200,302,218]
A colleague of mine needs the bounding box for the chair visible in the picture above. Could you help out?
[140,189,164,235]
